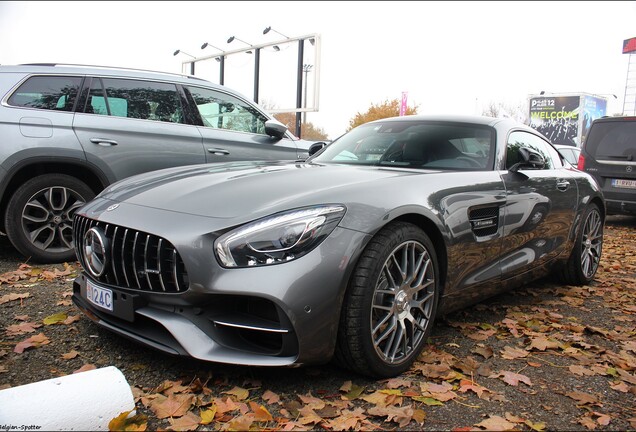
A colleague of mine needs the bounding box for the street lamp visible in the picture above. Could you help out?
[303,64,313,124]
[201,42,226,85]
[173,49,195,75]
[263,26,289,39]
[227,36,260,102]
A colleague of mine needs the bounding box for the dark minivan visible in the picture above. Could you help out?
[578,116,636,215]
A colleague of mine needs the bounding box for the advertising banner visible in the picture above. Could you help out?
[580,95,607,144]
[529,96,580,146]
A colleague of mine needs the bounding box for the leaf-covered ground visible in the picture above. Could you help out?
[0,216,635,431]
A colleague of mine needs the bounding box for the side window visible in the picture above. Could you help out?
[7,76,82,112]
[506,131,559,170]
[88,78,184,123]
[186,86,268,135]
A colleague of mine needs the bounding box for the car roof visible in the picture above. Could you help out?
[0,63,213,87]
[366,114,530,129]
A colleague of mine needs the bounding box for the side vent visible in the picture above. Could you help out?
[469,206,499,236]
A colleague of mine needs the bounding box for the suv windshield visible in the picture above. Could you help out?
[312,121,495,170]
[585,121,636,160]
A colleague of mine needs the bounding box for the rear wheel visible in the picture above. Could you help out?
[558,203,603,285]
[335,222,439,378]
[5,174,95,263]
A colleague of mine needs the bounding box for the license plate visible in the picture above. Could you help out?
[611,179,636,189]
[86,280,113,312]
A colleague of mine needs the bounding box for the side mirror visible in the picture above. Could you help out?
[509,147,546,172]
[308,141,327,156]
[264,119,288,139]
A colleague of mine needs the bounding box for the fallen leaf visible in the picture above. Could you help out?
[343,383,365,400]
[490,371,533,387]
[0,292,30,305]
[475,415,516,431]
[569,365,595,376]
[566,391,599,406]
[73,364,97,374]
[63,315,81,325]
[150,394,194,419]
[43,312,68,325]
[5,321,41,336]
[249,401,273,422]
[108,409,148,431]
[224,386,249,401]
[472,344,494,359]
[13,332,50,353]
[62,350,80,360]
[199,406,216,424]
[262,389,281,405]
[324,407,366,430]
[168,411,201,431]
[500,345,529,359]
[367,405,414,428]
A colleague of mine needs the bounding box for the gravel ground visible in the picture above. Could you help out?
[1,216,635,431]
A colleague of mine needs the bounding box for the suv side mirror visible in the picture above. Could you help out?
[264,119,288,139]
[308,141,327,156]
[510,147,546,172]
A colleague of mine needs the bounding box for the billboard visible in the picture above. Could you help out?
[580,95,607,144]
[529,96,580,146]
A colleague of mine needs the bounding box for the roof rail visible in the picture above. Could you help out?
[17,63,208,82]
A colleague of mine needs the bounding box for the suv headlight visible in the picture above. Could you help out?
[215,205,346,268]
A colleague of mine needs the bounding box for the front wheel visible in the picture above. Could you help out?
[335,222,439,378]
[4,174,95,263]
[557,202,604,285]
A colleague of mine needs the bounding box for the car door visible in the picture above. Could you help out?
[499,131,577,279]
[184,85,301,162]
[72,77,206,184]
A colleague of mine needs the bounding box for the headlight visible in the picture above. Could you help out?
[215,205,346,268]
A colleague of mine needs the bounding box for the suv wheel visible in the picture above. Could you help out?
[5,174,95,263]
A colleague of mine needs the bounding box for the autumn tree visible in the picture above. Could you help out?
[267,112,329,140]
[347,98,419,131]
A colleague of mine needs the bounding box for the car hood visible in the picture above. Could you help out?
[98,161,424,219]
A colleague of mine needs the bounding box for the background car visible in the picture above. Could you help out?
[578,116,636,215]
[72,115,605,378]
[0,63,318,263]
[554,144,581,166]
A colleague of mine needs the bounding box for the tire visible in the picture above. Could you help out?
[558,203,603,286]
[4,174,95,263]
[335,222,439,378]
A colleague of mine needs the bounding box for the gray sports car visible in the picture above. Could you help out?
[72,115,605,378]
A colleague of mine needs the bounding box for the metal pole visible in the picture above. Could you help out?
[219,57,225,85]
[254,48,261,103]
[303,64,312,124]
[190,62,195,75]
[296,39,305,138]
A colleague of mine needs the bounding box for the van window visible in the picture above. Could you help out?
[7,76,82,112]
[585,121,636,158]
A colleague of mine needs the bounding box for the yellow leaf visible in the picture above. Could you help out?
[224,386,249,401]
[199,407,216,425]
[343,383,365,400]
[412,396,444,406]
[108,410,148,431]
[249,401,273,422]
[43,312,68,325]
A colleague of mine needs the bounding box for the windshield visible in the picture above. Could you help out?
[312,121,495,170]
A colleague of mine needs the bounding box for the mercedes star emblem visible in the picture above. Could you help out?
[84,227,109,277]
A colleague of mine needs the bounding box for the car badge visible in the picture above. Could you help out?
[627,166,633,173]
[84,227,109,277]
[107,204,120,211]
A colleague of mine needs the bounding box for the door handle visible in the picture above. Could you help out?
[90,138,118,146]
[207,148,230,155]
[556,180,570,191]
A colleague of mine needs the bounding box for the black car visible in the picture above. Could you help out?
[579,116,636,215]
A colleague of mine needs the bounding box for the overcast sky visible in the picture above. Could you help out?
[1,1,635,139]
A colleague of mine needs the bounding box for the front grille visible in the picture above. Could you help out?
[73,215,189,293]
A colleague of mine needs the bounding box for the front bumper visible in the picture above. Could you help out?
[72,217,370,367]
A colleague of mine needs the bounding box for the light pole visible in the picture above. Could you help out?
[227,36,260,103]
[303,64,313,125]
[201,42,225,85]
[173,49,196,75]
